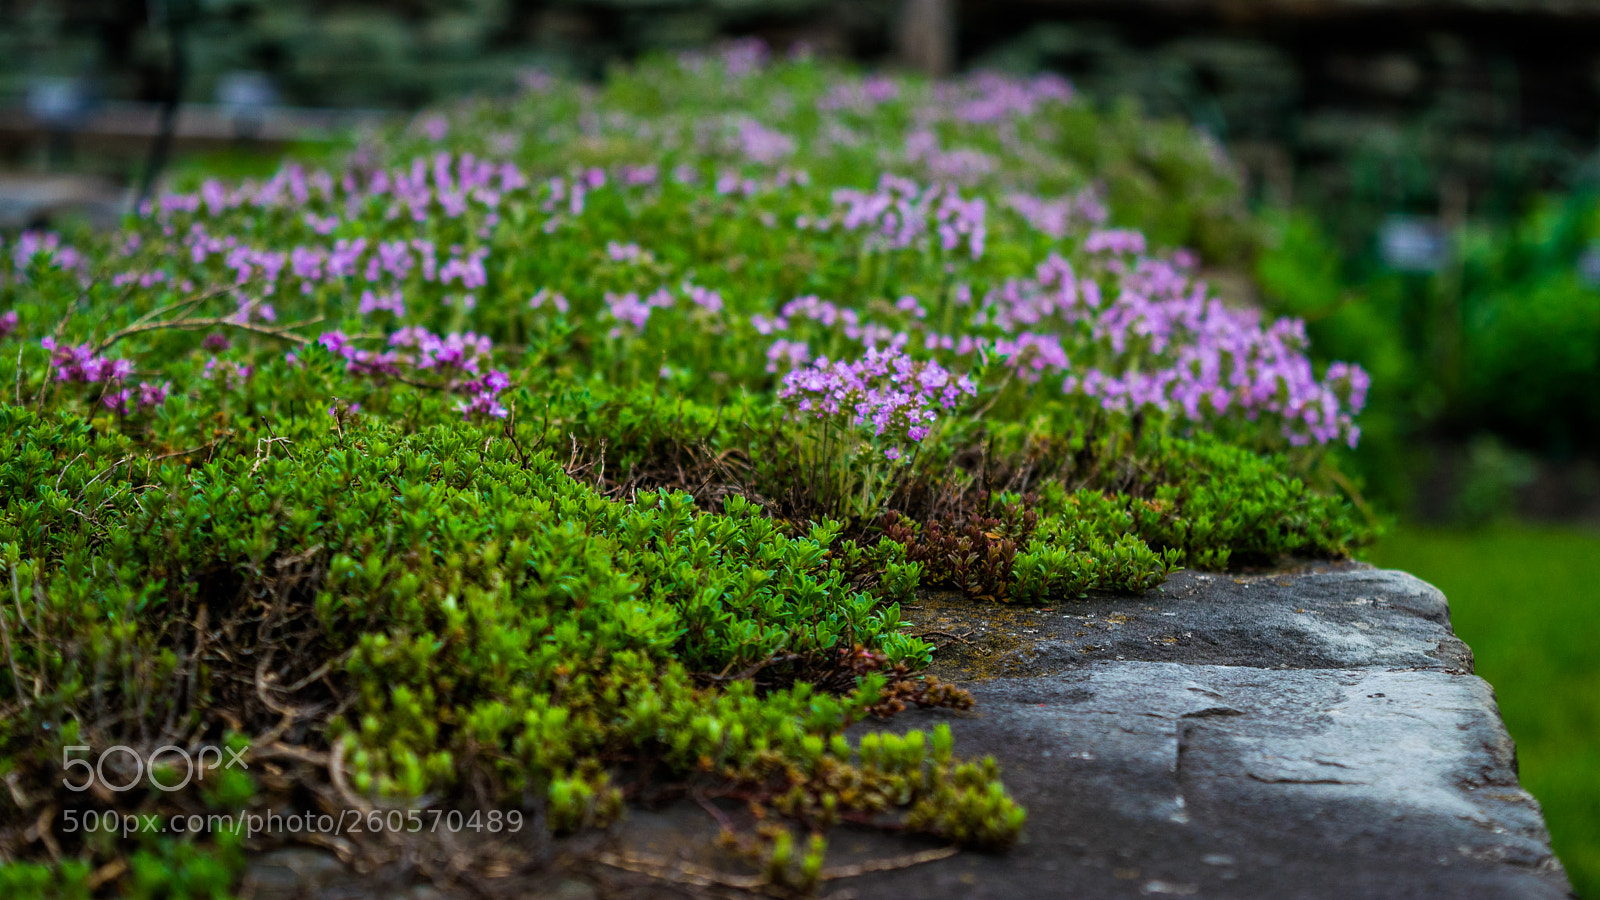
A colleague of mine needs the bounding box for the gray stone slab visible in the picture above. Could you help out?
[840,662,1569,899]
[905,564,1475,680]
[241,566,1572,898]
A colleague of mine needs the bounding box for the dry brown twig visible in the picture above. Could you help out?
[913,629,975,648]
[592,843,961,895]
[593,851,765,892]
[98,315,324,350]
[819,845,959,879]
[91,282,240,354]
[328,736,375,815]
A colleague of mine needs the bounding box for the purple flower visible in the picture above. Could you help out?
[829,177,987,260]
[359,289,406,317]
[621,164,659,186]
[42,338,131,385]
[972,252,1373,446]
[685,283,723,314]
[606,291,653,334]
[103,389,132,415]
[818,75,901,112]
[390,328,493,374]
[765,339,810,373]
[456,370,511,420]
[779,347,976,456]
[529,288,570,313]
[1006,188,1108,238]
[1084,229,1147,256]
[929,71,1074,124]
[137,381,170,409]
[419,114,449,142]
[317,331,352,355]
[728,116,796,164]
[606,241,644,263]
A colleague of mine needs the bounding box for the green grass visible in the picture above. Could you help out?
[1369,524,1600,897]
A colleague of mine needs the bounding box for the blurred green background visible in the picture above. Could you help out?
[1372,525,1600,896]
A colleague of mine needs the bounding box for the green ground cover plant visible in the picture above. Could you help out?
[0,43,1372,896]
[1369,525,1600,899]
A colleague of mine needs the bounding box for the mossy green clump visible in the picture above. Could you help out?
[0,399,1013,892]
[0,43,1372,896]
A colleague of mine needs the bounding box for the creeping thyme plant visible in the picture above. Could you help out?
[0,42,1372,896]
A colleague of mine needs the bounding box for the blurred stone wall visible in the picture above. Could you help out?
[0,0,897,110]
[966,0,1600,247]
[4,0,1599,237]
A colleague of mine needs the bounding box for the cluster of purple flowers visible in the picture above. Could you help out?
[975,247,1369,446]
[993,332,1072,381]
[13,45,1365,456]
[314,331,399,376]
[683,282,725,314]
[110,268,190,291]
[528,288,571,313]
[779,347,977,459]
[677,37,771,79]
[729,116,797,165]
[146,155,528,237]
[1083,229,1148,256]
[766,339,809,373]
[812,67,1073,125]
[174,227,489,301]
[358,289,406,317]
[817,75,901,113]
[104,381,171,416]
[903,130,997,184]
[40,338,169,414]
[203,357,252,389]
[43,339,133,384]
[753,294,858,335]
[740,214,1366,447]
[455,370,512,420]
[754,294,927,367]
[619,164,659,187]
[605,282,726,338]
[6,231,89,285]
[1005,189,1108,238]
[390,327,494,374]
[826,176,987,259]
[605,288,675,336]
[929,71,1075,125]
[229,296,277,325]
[717,167,810,198]
[0,310,18,339]
[541,168,608,219]
[417,114,450,142]
[305,326,506,419]
[606,241,647,264]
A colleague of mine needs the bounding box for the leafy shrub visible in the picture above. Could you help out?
[0,43,1370,894]
[1257,198,1600,513]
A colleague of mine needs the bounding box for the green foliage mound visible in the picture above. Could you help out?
[2,401,995,895]
[0,45,1371,896]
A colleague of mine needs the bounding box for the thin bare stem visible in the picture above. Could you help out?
[99,315,323,348]
[93,284,239,355]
